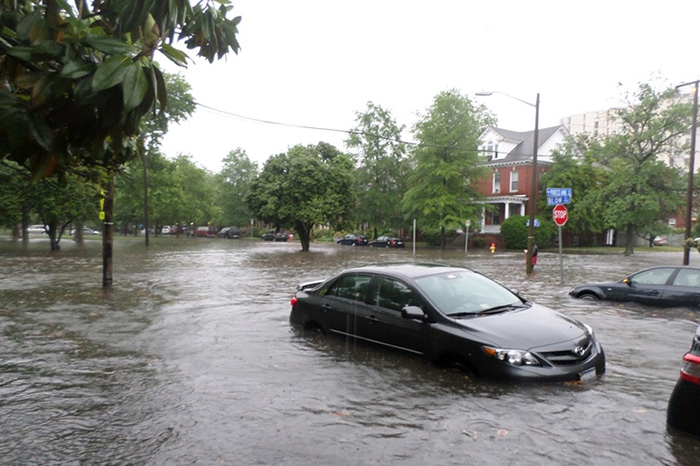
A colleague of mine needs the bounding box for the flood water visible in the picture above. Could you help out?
[1,237,700,465]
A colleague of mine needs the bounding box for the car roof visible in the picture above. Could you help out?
[341,263,470,280]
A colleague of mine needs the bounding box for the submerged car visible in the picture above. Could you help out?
[667,325,700,437]
[368,236,405,248]
[337,233,369,246]
[569,266,700,308]
[290,264,605,383]
[217,227,241,239]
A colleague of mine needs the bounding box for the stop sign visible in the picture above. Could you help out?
[553,204,568,226]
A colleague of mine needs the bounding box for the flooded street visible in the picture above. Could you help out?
[1,237,700,465]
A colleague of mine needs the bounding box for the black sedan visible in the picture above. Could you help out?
[368,236,405,248]
[569,266,700,307]
[290,264,605,383]
[337,233,369,246]
[667,325,700,437]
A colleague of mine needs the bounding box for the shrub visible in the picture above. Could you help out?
[500,215,555,250]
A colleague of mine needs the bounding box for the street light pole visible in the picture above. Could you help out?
[526,93,540,275]
[677,81,698,266]
[475,91,540,274]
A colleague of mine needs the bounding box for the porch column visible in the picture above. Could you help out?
[519,202,526,216]
[504,202,511,219]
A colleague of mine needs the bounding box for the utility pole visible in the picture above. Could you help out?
[677,81,698,266]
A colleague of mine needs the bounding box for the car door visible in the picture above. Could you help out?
[622,267,675,305]
[320,274,374,337]
[663,268,700,308]
[364,276,427,354]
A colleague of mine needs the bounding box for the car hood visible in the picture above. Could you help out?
[453,304,588,349]
[570,281,620,291]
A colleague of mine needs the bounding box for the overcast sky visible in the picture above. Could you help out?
[159,0,700,172]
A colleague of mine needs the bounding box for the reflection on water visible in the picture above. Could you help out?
[1,237,699,464]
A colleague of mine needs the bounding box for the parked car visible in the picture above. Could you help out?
[337,233,369,246]
[569,266,700,308]
[27,224,46,234]
[262,229,288,241]
[667,325,700,437]
[70,227,100,236]
[290,264,605,382]
[162,225,171,235]
[193,226,217,237]
[368,236,405,248]
[217,227,241,239]
[653,236,668,246]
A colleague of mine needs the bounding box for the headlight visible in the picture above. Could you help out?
[483,346,541,366]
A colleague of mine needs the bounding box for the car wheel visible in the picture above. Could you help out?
[579,293,599,301]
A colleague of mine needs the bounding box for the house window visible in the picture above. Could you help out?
[486,141,495,159]
[492,172,501,193]
[510,171,519,192]
[491,211,501,225]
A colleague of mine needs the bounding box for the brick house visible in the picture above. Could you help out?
[475,125,570,237]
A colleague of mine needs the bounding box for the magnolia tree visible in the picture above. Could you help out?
[0,0,241,178]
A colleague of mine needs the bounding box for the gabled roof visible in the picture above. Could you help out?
[483,125,568,163]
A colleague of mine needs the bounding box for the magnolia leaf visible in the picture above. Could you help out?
[85,34,133,55]
[160,43,189,67]
[61,58,94,79]
[92,55,131,92]
[123,62,148,112]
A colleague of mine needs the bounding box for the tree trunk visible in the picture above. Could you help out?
[295,221,311,252]
[624,225,635,256]
[74,222,84,243]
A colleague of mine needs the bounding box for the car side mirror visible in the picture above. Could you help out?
[402,306,426,321]
[623,277,632,286]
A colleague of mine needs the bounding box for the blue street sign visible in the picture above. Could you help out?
[547,196,571,206]
[526,219,540,227]
[546,188,572,197]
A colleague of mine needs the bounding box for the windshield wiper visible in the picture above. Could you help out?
[478,303,526,315]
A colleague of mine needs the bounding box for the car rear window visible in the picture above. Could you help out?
[327,274,372,302]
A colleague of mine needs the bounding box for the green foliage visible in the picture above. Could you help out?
[346,102,408,235]
[115,153,218,233]
[500,215,556,250]
[402,89,495,247]
[539,135,607,235]
[0,1,240,179]
[588,83,689,254]
[0,160,102,248]
[246,142,356,251]
[214,148,258,227]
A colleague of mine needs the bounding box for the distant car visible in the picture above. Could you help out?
[569,266,700,308]
[337,233,369,246]
[193,226,217,238]
[368,236,405,248]
[27,224,46,234]
[70,227,100,236]
[262,229,288,241]
[653,236,668,246]
[667,325,700,436]
[217,227,241,239]
[162,225,171,235]
[290,264,605,382]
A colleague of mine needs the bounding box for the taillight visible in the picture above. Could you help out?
[680,353,700,385]
[291,296,297,307]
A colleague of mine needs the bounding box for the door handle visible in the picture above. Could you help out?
[367,315,379,322]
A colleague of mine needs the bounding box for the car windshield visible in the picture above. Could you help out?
[414,270,524,316]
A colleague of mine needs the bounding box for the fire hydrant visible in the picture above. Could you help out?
[490,243,496,254]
